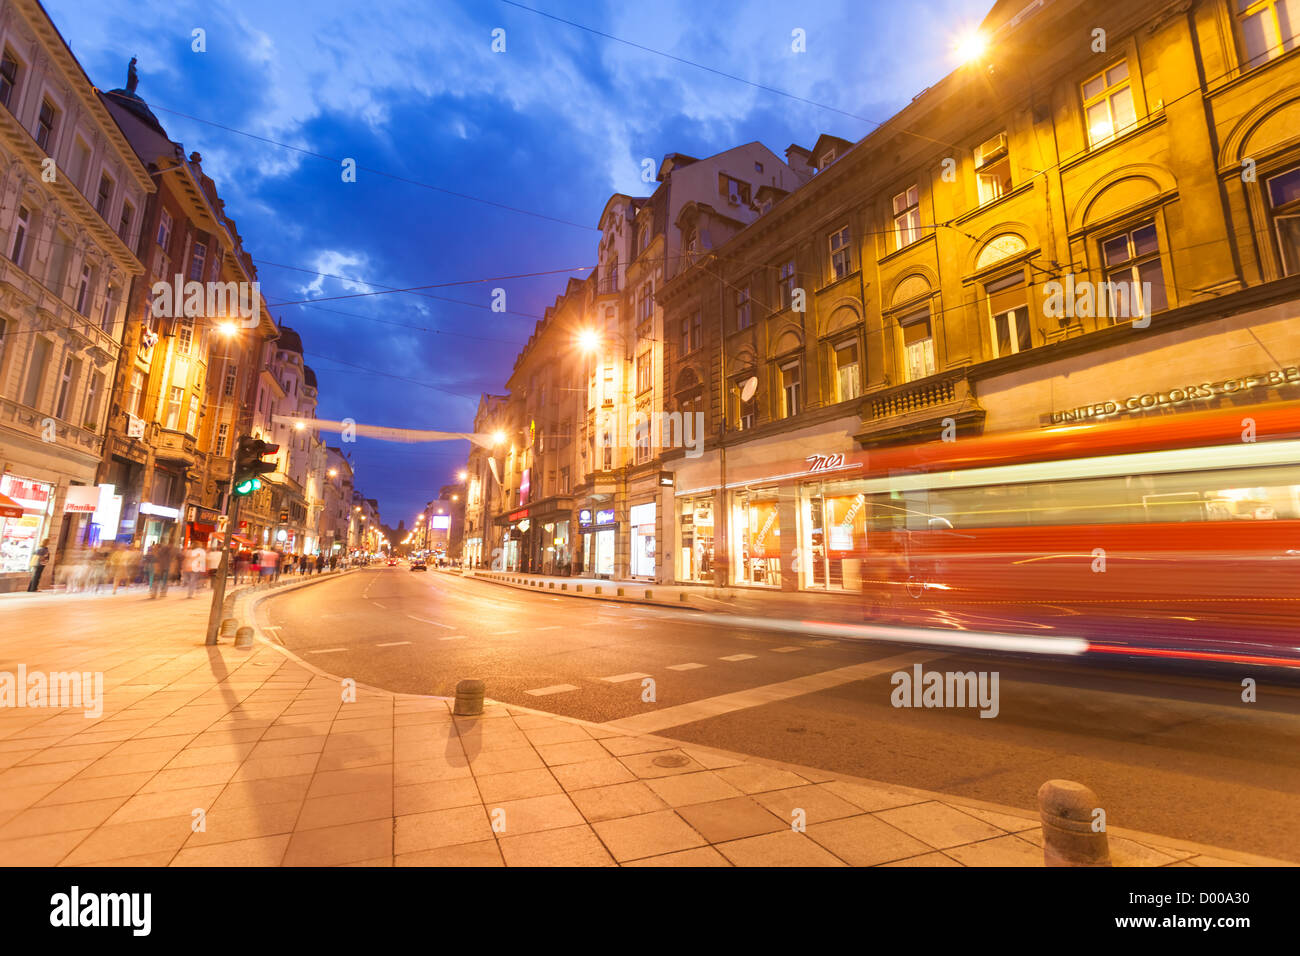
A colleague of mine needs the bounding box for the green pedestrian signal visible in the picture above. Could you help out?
[233,476,263,496]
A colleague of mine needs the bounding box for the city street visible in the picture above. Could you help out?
[260,567,1300,861]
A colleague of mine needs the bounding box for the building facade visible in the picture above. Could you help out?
[0,1,151,590]
[656,0,1300,591]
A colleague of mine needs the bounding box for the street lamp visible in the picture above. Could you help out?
[954,29,988,64]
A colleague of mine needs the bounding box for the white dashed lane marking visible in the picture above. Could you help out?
[600,672,652,683]
[409,616,452,628]
[525,684,580,696]
[440,635,468,641]
[375,641,412,647]
[536,626,562,631]
[771,646,803,653]
[309,648,348,654]
[719,654,757,662]
[371,601,387,610]
[666,663,706,671]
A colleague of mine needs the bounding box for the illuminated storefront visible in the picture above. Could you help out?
[629,501,656,578]
[579,507,616,577]
[0,474,54,580]
[732,488,781,587]
[677,495,715,582]
[798,478,869,590]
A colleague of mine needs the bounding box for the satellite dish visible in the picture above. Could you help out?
[739,376,758,402]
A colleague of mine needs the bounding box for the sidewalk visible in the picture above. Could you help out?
[454,568,868,624]
[0,572,1287,867]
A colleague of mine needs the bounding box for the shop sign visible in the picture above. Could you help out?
[595,508,615,525]
[64,486,100,513]
[805,453,846,473]
[1,475,51,511]
[508,508,529,522]
[578,509,592,528]
[126,414,145,439]
[658,472,674,487]
[139,502,180,519]
[1048,364,1300,425]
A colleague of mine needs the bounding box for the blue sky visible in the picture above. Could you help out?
[47,0,992,523]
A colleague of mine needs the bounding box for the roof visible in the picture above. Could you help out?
[303,365,317,388]
[277,325,303,354]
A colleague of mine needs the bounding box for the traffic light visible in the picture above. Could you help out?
[233,435,280,496]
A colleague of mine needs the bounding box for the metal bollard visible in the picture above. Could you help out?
[233,626,255,649]
[219,618,237,639]
[454,679,485,716]
[1038,779,1111,866]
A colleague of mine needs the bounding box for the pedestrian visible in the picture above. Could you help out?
[150,540,173,598]
[300,553,310,576]
[248,549,261,583]
[259,546,278,584]
[315,552,325,575]
[108,543,128,593]
[184,541,207,598]
[27,539,50,592]
[206,541,224,584]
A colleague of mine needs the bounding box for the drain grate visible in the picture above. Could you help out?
[652,754,691,768]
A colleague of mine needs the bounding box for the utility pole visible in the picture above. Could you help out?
[204,486,240,645]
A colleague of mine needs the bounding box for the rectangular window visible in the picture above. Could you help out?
[1266,165,1300,275]
[731,380,755,430]
[679,316,691,355]
[166,386,182,430]
[780,361,801,418]
[10,205,28,266]
[691,310,701,351]
[23,337,51,408]
[157,209,173,251]
[35,99,56,153]
[177,318,193,356]
[778,260,796,309]
[85,371,103,427]
[975,132,1012,204]
[96,173,113,217]
[128,369,145,416]
[1102,221,1168,321]
[45,231,70,298]
[100,283,116,332]
[901,309,936,382]
[215,422,230,456]
[829,226,852,281]
[55,355,77,419]
[75,265,91,315]
[223,364,238,397]
[893,187,921,251]
[118,202,134,244]
[559,466,570,495]
[986,273,1032,356]
[188,241,207,281]
[834,340,861,401]
[0,50,19,110]
[186,400,198,437]
[637,282,653,322]
[1237,0,1300,68]
[1082,59,1137,148]
[636,350,652,393]
[736,284,751,329]
[71,139,91,193]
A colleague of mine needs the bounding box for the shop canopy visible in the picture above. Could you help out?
[0,492,24,519]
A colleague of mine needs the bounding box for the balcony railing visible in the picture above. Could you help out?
[866,368,971,421]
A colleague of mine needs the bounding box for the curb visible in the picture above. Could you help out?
[461,570,697,611]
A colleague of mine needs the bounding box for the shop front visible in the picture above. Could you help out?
[731,487,783,587]
[0,473,53,588]
[139,502,182,550]
[578,507,616,578]
[628,501,656,578]
[676,494,716,583]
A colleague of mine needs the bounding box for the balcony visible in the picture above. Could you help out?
[155,428,199,466]
[856,367,984,446]
[595,274,620,297]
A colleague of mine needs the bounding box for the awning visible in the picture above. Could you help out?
[0,493,23,519]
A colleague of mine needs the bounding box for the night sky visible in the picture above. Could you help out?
[48,0,990,523]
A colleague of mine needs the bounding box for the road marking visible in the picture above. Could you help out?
[666,663,705,671]
[309,648,348,654]
[603,651,941,735]
[497,630,518,635]
[600,672,651,683]
[771,646,803,653]
[375,641,412,647]
[440,635,468,641]
[806,639,836,647]
[525,684,579,696]
[719,654,757,662]
[262,625,281,632]
[371,601,387,610]
[409,616,452,628]
[536,625,562,631]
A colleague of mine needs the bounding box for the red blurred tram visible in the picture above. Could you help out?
[797,400,1300,667]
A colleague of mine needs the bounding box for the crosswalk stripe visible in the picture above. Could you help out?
[771,646,803,653]
[600,672,651,683]
[719,654,757,662]
[309,648,348,654]
[666,663,705,671]
[525,684,579,696]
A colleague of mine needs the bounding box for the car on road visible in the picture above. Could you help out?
[409,558,427,571]
[386,557,398,566]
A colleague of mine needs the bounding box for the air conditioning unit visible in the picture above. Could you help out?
[727,179,741,204]
[975,132,1008,168]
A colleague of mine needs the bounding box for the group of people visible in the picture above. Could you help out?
[42,539,346,596]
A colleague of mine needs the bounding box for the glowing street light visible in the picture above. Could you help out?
[577,328,601,352]
[491,430,506,446]
[218,321,239,337]
[954,29,988,64]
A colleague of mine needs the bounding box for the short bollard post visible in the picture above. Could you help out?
[233,626,255,649]
[1038,779,1111,866]
[220,618,237,639]
[454,679,485,717]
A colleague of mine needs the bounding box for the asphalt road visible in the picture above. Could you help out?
[260,566,1300,860]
